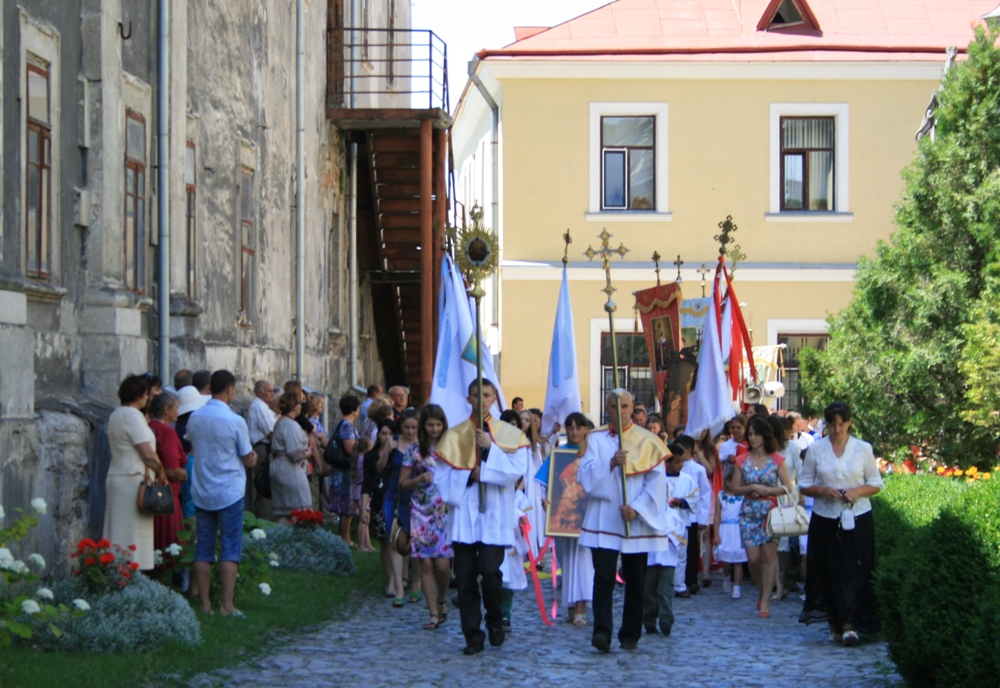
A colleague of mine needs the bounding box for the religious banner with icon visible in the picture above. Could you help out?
[545,448,588,537]
[635,283,684,426]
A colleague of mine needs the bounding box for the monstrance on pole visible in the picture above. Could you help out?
[585,229,632,537]
[455,204,499,513]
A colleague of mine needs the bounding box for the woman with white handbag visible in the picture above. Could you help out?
[797,402,884,647]
[730,416,794,619]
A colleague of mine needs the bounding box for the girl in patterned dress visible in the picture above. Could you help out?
[399,404,452,629]
[713,462,748,599]
[731,416,793,618]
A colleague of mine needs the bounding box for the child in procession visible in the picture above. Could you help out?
[713,462,749,599]
[643,444,690,635]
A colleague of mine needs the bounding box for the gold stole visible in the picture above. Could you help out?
[435,417,529,470]
[603,423,670,475]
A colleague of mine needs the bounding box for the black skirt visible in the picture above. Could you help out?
[799,510,880,634]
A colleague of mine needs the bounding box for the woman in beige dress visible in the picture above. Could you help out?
[270,391,314,523]
[105,374,166,570]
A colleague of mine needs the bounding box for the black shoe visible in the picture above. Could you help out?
[689,584,700,595]
[462,642,485,656]
[660,625,672,636]
[591,634,611,653]
[620,639,638,651]
[488,628,506,647]
[644,625,659,635]
[674,590,691,599]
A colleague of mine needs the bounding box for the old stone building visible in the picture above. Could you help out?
[0,0,452,573]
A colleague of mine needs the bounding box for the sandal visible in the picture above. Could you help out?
[385,590,397,598]
[392,597,405,608]
[572,615,587,626]
[438,601,448,623]
[423,615,440,630]
[406,590,423,604]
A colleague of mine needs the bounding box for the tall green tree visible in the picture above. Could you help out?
[801,28,1000,467]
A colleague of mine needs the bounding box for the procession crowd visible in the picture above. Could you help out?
[100,368,884,655]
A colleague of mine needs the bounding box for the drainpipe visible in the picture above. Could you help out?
[295,0,305,380]
[468,58,500,365]
[348,142,363,393]
[157,0,170,381]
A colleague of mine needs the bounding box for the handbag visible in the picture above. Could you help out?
[137,470,175,515]
[323,420,354,472]
[389,485,409,555]
[766,485,810,538]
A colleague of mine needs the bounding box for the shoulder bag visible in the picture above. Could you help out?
[137,469,175,515]
[324,420,354,472]
[253,452,272,499]
[765,485,810,538]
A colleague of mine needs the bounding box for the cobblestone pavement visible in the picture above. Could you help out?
[191,570,899,688]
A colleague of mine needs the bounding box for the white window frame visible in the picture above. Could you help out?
[589,317,642,421]
[588,102,670,221]
[19,11,61,281]
[768,103,850,220]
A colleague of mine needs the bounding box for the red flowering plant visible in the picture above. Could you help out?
[288,509,324,529]
[70,538,141,596]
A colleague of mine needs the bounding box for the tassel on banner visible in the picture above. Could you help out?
[519,519,558,626]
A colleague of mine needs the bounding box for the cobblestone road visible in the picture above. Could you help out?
[191,569,899,688]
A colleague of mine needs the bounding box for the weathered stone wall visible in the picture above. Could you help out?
[0,0,392,577]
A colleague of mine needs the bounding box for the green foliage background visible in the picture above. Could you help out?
[800,28,1000,467]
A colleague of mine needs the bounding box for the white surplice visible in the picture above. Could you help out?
[434,441,528,548]
[577,428,669,555]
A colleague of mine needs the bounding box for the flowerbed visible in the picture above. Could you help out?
[873,474,1000,688]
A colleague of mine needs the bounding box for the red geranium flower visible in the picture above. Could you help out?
[128,544,137,551]
[96,538,111,548]
[84,557,96,566]
[98,553,115,565]
[129,562,140,571]
[78,538,98,550]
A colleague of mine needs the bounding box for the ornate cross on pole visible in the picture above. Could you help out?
[562,229,572,266]
[585,229,632,537]
[674,254,684,285]
[651,251,662,286]
[697,264,711,297]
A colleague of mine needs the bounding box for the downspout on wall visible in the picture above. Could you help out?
[157,0,170,381]
[348,142,363,393]
[295,0,305,380]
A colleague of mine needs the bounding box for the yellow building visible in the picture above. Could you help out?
[452,0,997,419]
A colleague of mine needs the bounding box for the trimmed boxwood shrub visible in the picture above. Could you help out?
[244,525,355,576]
[874,476,1000,688]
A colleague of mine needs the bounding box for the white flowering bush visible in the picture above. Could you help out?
[45,573,200,653]
[1,498,79,646]
[243,524,355,576]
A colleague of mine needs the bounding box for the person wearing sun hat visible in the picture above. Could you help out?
[175,384,210,587]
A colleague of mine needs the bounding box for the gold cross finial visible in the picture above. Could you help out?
[674,254,684,284]
[585,229,629,314]
[697,263,711,297]
[562,229,573,266]
[652,251,661,285]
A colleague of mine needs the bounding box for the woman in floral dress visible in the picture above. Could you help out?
[399,404,452,629]
[730,415,792,619]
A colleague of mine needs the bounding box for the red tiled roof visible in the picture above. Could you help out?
[478,0,998,61]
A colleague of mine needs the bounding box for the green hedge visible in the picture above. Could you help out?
[872,474,1000,688]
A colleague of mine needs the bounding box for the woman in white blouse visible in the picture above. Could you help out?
[797,402,884,647]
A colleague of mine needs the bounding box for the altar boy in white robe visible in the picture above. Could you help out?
[578,389,670,653]
[434,380,529,656]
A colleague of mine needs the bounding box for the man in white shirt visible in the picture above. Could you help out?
[434,380,529,655]
[246,380,278,516]
[578,390,670,653]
